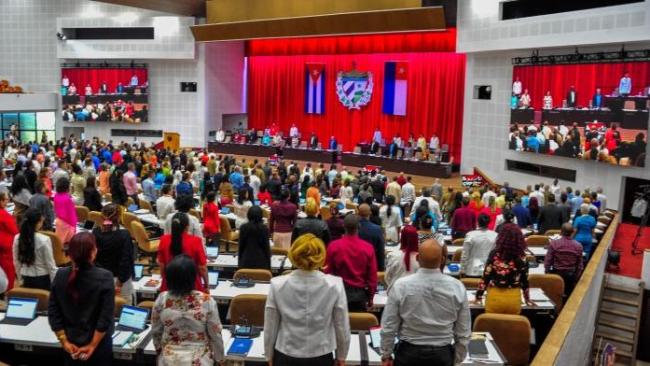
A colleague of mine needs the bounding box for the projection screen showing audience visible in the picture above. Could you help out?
[509,61,648,167]
[60,65,149,124]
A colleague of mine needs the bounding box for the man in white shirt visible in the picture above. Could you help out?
[400,177,416,211]
[481,186,497,208]
[215,128,225,142]
[385,177,402,202]
[529,184,545,206]
[373,127,383,144]
[381,239,471,365]
[289,123,300,139]
[550,179,561,201]
[429,134,440,151]
[62,75,70,87]
[460,214,497,277]
[249,172,261,198]
[512,76,522,96]
[596,187,607,210]
[155,184,176,220]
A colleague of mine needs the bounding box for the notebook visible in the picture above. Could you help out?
[208,271,220,289]
[115,306,148,333]
[0,298,38,326]
[227,338,253,356]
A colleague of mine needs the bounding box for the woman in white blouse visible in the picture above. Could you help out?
[519,89,532,108]
[543,90,553,110]
[379,195,403,243]
[340,179,354,204]
[13,208,58,290]
[264,233,350,366]
[233,188,253,229]
[384,225,420,292]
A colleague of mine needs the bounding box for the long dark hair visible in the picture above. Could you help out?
[385,195,395,218]
[18,209,43,265]
[494,223,526,261]
[66,232,97,303]
[10,174,30,195]
[170,212,189,257]
[165,254,196,297]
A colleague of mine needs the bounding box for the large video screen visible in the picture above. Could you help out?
[509,61,648,167]
[60,66,148,123]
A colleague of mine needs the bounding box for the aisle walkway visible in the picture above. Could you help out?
[608,223,650,279]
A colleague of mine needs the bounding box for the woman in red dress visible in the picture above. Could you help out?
[202,192,221,246]
[0,192,19,290]
[157,212,208,293]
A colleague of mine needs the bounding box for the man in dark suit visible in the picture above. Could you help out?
[558,192,573,221]
[566,85,577,108]
[358,203,386,271]
[538,194,569,234]
[309,132,319,149]
[369,140,380,155]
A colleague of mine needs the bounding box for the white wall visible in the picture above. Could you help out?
[458,1,650,211]
[0,0,245,148]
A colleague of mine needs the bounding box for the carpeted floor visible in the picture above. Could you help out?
[608,223,650,279]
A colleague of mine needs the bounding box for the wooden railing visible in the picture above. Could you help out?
[531,214,620,366]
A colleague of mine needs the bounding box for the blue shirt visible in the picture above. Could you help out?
[511,95,518,109]
[373,130,382,144]
[521,195,529,208]
[229,172,244,191]
[91,155,100,170]
[512,204,532,228]
[329,139,337,150]
[619,77,632,94]
[175,181,193,196]
[573,214,596,246]
[569,196,583,215]
[102,150,112,164]
[154,173,166,190]
[593,94,602,107]
[526,135,540,152]
[142,178,157,202]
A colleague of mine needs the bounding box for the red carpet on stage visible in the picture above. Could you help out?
[608,223,650,279]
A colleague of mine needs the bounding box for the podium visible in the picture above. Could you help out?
[163,132,180,152]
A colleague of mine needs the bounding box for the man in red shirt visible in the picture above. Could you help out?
[325,214,378,312]
[450,198,477,239]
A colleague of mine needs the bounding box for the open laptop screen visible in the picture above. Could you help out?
[118,306,148,331]
[6,298,38,320]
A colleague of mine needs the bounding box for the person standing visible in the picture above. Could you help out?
[269,188,298,249]
[48,232,115,365]
[325,214,377,312]
[384,225,419,292]
[264,234,350,366]
[566,86,577,108]
[619,72,632,96]
[29,181,55,231]
[0,192,18,290]
[512,76,522,96]
[93,204,135,305]
[474,224,533,314]
[538,194,568,234]
[237,206,271,270]
[380,239,471,366]
[54,178,77,246]
[202,192,221,246]
[13,209,58,290]
[83,177,103,213]
[379,195,403,244]
[450,198,476,239]
[123,163,139,206]
[151,255,225,365]
[460,214,497,277]
[358,204,386,271]
[573,204,597,258]
[291,198,331,245]
[545,223,584,296]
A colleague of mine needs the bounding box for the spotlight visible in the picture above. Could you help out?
[56,32,67,41]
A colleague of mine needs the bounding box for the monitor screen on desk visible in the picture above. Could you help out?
[208,271,219,286]
[6,298,38,320]
[118,306,148,331]
[206,247,219,258]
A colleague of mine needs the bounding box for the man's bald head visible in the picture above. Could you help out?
[561,222,574,237]
[417,239,444,269]
[358,203,371,218]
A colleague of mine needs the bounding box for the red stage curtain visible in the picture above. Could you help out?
[61,68,148,92]
[247,52,466,162]
[246,29,457,56]
[513,62,650,109]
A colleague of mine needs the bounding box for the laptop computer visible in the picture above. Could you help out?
[133,264,144,281]
[115,305,149,334]
[206,246,219,260]
[208,270,220,289]
[0,297,38,326]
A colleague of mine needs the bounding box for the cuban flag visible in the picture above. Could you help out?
[305,63,325,114]
[382,61,408,116]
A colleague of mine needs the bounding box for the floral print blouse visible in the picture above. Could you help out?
[475,250,530,301]
[151,291,224,366]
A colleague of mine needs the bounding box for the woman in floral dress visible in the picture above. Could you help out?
[151,254,224,366]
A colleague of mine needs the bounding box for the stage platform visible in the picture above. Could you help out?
[208,142,279,157]
[283,147,338,164]
[341,152,452,178]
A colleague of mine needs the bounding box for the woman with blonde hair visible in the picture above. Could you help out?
[291,197,331,245]
[468,191,483,214]
[264,234,350,366]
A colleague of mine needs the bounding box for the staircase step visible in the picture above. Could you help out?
[602,295,639,307]
[595,331,634,345]
[605,284,642,295]
[600,307,638,319]
[597,320,636,333]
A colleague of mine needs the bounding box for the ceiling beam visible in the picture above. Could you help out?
[90,0,206,17]
[191,7,445,42]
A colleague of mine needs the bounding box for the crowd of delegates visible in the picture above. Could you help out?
[508,120,646,166]
[61,101,148,123]
[0,136,610,365]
